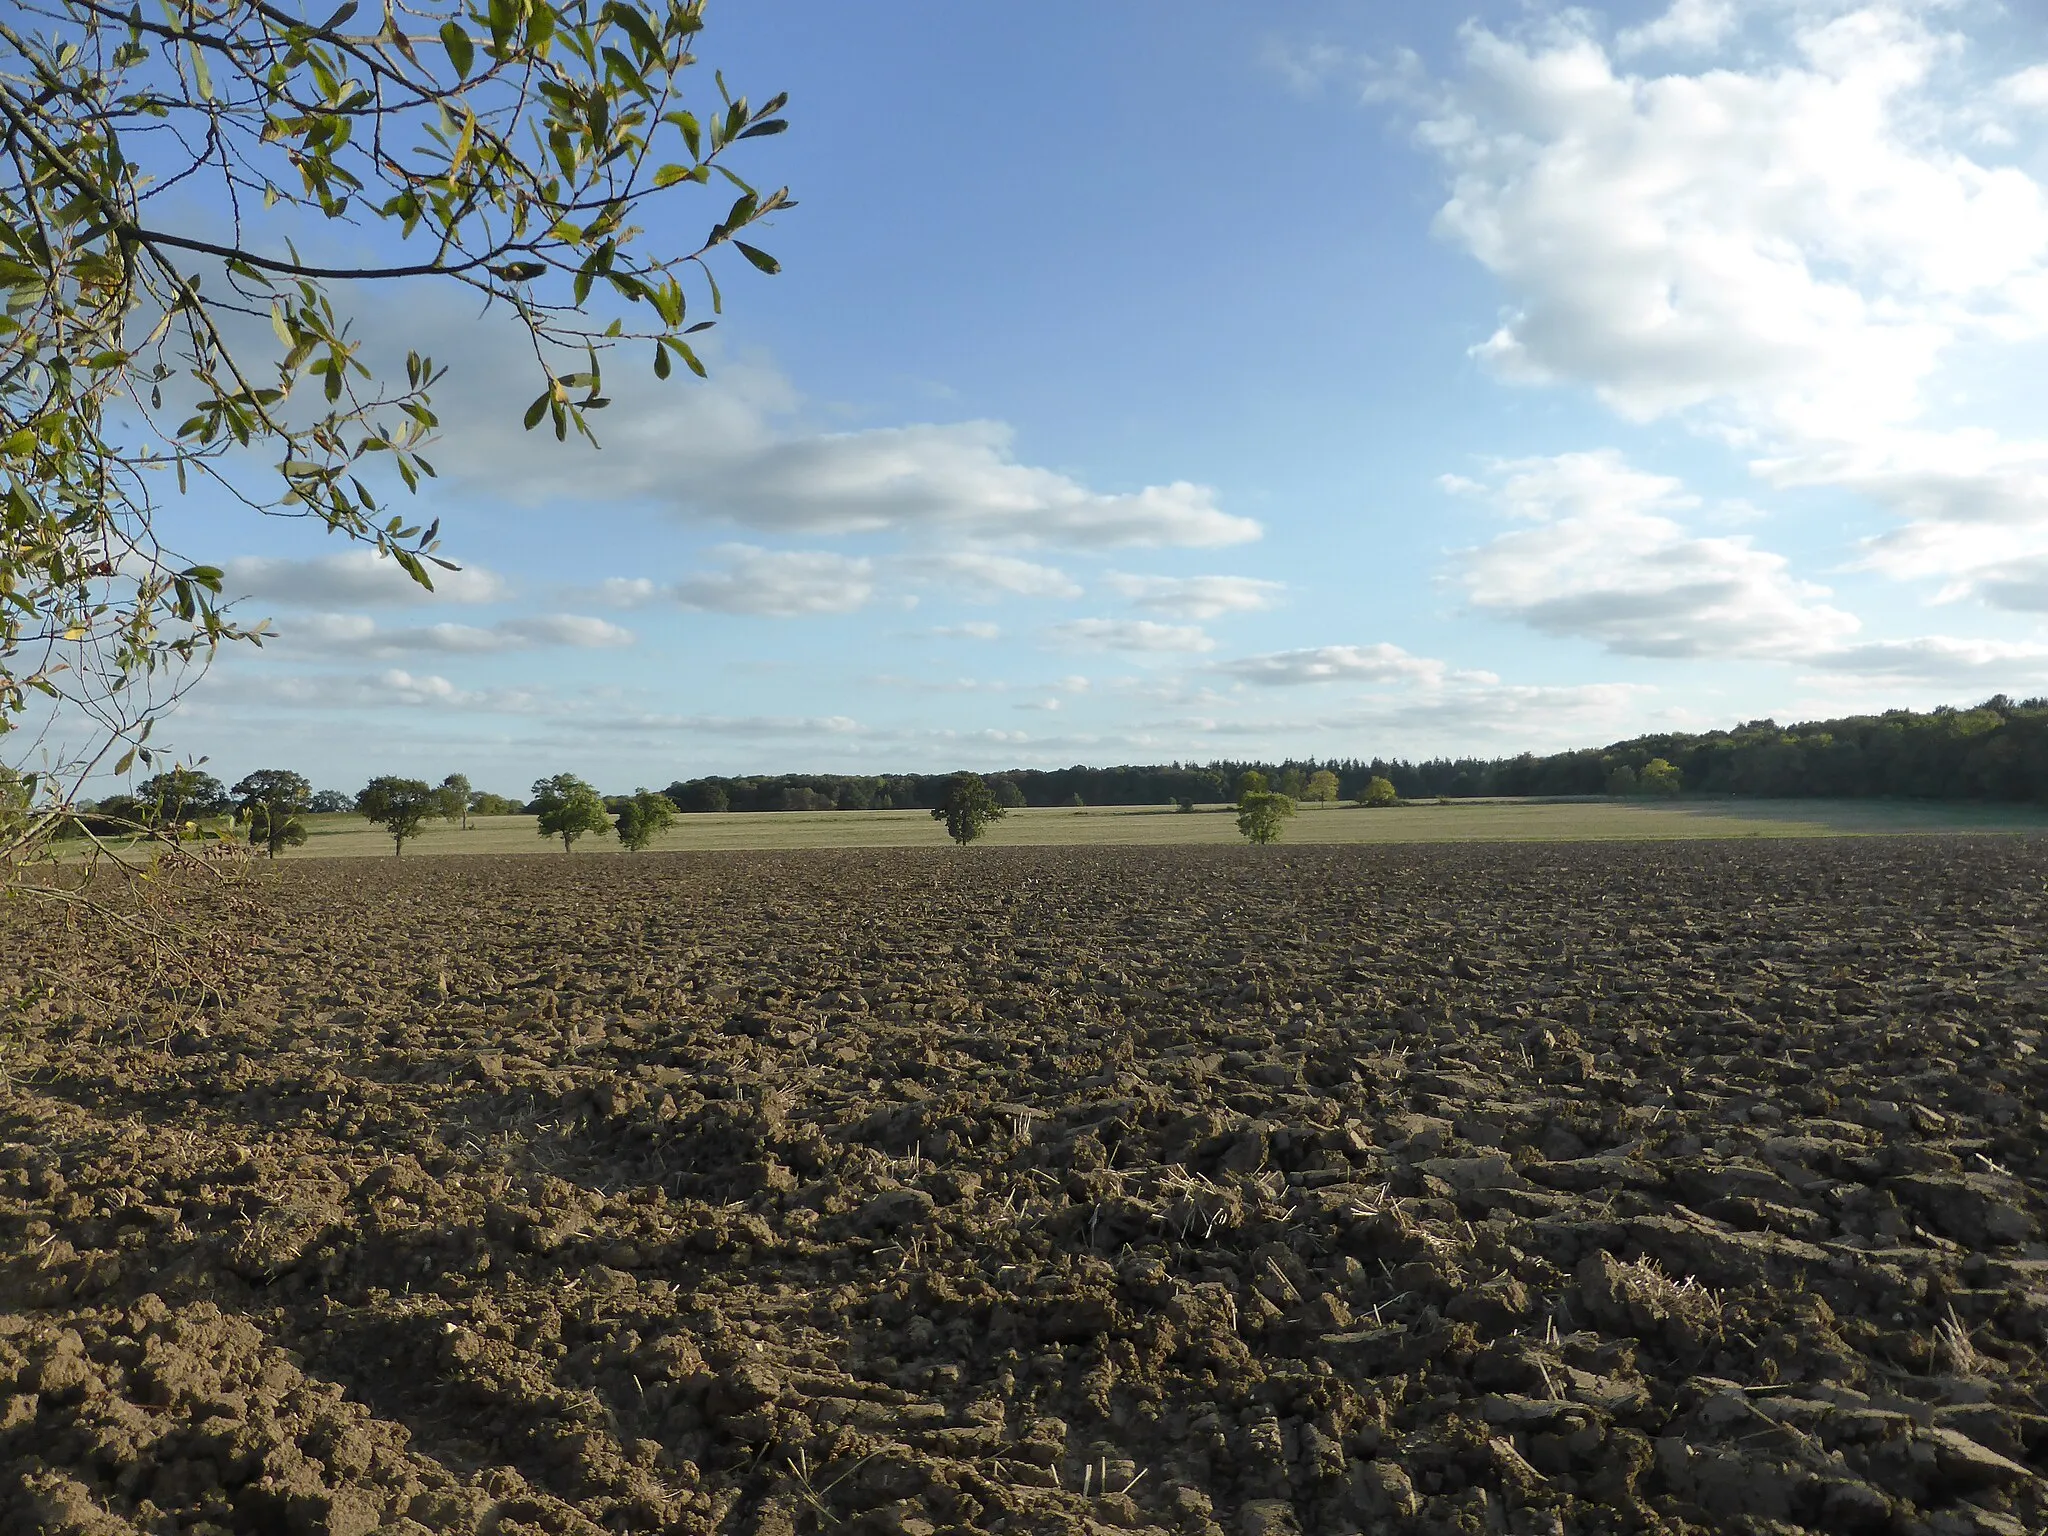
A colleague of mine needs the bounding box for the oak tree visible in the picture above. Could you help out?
[615,787,676,850]
[357,775,437,855]
[532,772,608,851]
[232,768,312,856]
[932,772,1006,846]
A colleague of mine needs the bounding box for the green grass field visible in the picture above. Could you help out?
[271,796,2048,860]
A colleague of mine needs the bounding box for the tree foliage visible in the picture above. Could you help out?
[1301,769,1340,803]
[0,0,790,867]
[932,771,1005,846]
[437,773,473,828]
[614,787,676,850]
[1236,789,1295,846]
[356,775,435,855]
[1357,775,1398,808]
[1638,758,1682,796]
[136,767,229,824]
[469,790,521,816]
[232,767,311,856]
[532,772,608,851]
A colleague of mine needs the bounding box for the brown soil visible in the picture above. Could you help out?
[2,841,2046,1536]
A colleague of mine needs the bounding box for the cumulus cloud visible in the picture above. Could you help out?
[274,611,633,657]
[1616,0,1739,58]
[1418,8,2048,440]
[223,550,509,607]
[1385,5,2048,622]
[1105,573,1286,620]
[391,309,1259,550]
[1214,643,1447,687]
[1047,619,1215,654]
[897,552,1082,601]
[1999,65,2048,111]
[1451,451,1859,660]
[667,545,875,617]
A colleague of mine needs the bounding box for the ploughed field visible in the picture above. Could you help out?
[2,841,2047,1536]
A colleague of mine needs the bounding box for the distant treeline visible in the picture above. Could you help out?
[655,698,2048,811]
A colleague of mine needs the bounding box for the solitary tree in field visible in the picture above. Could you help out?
[1302,769,1341,803]
[438,774,474,830]
[933,773,1007,845]
[533,774,611,852]
[616,789,679,851]
[1357,776,1399,808]
[0,0,792,877]
[357,778,437,857]
[232,769,312,857]
[1236,788,1296,845]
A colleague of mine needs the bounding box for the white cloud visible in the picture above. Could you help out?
[1415,8,2048,442]
[223,550,509,607]
[274,611,633,656]
[1048,618,1216,654]
[897,552,1082,601]
[1998,65,2048,111]
[593,577,660,609]
[1215,643,1447,687]
[197,668,548,713]
[1616,0,1739,58]
[1452,450,1859,659]
[405,313,1260,550]
[1105,573,1286,619]
[598,711,864,737]
[669,546,875,617]
[930,621,1003,641]
[1802,635,2048,683]
[1956,556,2048,614]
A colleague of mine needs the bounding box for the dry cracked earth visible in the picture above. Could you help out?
[3,840,2048,1536]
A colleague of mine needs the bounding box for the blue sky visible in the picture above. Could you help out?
[159,0,2048,796]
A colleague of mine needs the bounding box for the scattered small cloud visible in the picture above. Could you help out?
[272,611,633,657]
[224,550,509,608]
[1214,643,1446,687]
[1105,573,1286,620]
[670,545,875,617]
[896,551,1081,601]
[1048,618,1215,654]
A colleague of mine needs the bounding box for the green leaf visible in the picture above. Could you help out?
[652,163,692,188]
[661,336,707,378]
[653,342,671,379]
[440,20,474,77]
[733,241,780,275]
[522,392,550,431]
[738,118,788,139]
